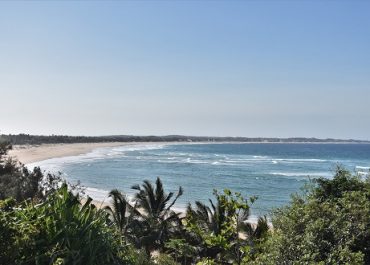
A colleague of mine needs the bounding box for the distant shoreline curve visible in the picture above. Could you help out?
[8,140,370,165]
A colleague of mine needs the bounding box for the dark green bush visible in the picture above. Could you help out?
[253,168,370,265]
[0,184,128,265]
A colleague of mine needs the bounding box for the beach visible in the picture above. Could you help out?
[7,141,178,210]
[7,142,182,211]
[8,142,154,164]
[7,142,162,209]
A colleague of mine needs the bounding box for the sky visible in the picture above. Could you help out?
[0,1,369,140]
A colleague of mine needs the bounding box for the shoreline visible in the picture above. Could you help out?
[9,141,370,165]
[8,141,183,212]
[8,142,170,164]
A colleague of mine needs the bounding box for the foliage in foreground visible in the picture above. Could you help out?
[254,167,370,265]
[184,190,268,264]
[0,142,44,201]
[0,184,130,265]
[131,178,184,253]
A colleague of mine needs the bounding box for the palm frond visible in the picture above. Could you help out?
[237,208,250,223]
[254,216,269,239]
[142,180,156,215]
[105,189,132,233]
[165,186,183,212]
[129,177,184,252]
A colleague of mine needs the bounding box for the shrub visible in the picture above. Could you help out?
[255,168,370,265]
[0,184,128,265]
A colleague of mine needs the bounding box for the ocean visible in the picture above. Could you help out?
[30,143,370,219]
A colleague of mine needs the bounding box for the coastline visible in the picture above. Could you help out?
[8,141,187,210]
[7,142,173,210]
[8,141,370,165]
[8,142,166,164]
[7,141,318,224]
[7,141,209,217]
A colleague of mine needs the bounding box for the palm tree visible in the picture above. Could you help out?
[131,177,183,254]
[186,197,241,260]
[185,190,268,264]
[239,215,269,252]
[105,189,134,235]
[186,197,243,237]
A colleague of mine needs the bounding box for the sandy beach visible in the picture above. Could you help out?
[7,142,166,209]
[8,142,147,164]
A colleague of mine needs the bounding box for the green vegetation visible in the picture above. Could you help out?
[131,178,183,254]
[0,142,43,201]
[254,167,370,265]
[1,142,369,264]
[184,190,267,264]
[0,185,127,265]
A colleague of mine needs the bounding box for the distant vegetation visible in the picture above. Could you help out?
[1,141,369,264]
[1,133,368,145]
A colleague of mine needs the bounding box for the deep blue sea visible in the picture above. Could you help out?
[31,143,370,219]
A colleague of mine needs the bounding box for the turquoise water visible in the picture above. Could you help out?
[33,143,370,218]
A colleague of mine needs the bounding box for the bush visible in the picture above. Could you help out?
[0,184,128,265]
[255,168,370,265]
[0,142,44,201]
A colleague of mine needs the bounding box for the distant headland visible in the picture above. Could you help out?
[1,134,369,145]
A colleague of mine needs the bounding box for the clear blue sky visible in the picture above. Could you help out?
[1,1,369,139]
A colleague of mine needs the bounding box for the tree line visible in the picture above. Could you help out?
[1,133,368,146]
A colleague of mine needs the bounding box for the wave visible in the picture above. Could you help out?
[274,158,327,162]
[144,155,331,167]
[83,186,139,203]
[356,166,370,170]
[270,172,331,177]
[120,151,330,167]
[84,187,111,202]
[26,144,167,172]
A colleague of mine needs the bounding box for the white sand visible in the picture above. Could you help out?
[8,142,158,164]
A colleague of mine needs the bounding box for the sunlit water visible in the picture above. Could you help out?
[30,143,370,219]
